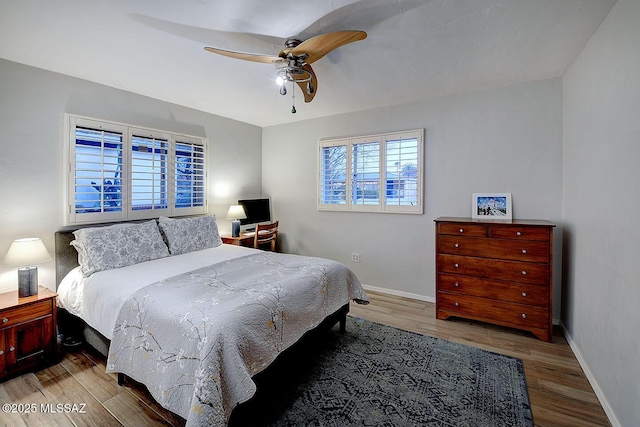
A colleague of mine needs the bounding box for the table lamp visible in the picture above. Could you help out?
[3,237,52,297]
[226,205,247,237]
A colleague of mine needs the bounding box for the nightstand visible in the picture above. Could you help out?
[0,286,57,381]
[221,232,255,247]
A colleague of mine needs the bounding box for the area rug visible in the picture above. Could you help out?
[228,316,534,427]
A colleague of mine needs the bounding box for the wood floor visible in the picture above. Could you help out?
[0,291,610,427]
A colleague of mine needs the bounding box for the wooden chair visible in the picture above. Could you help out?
[253,220,279,251]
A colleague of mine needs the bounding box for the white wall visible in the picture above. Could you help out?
[563,0,640,425]
[263,78,564,317]
[0,59,262,293]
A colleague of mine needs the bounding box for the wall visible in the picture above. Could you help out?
[563,0,640,425]
[0,59,262,293]
[263,78,564,319]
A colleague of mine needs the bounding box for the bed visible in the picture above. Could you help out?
[54,216,368,427]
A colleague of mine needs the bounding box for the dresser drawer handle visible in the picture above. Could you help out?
[516,231,522,236]
[522,292,527,297]
[454,302,459,307]
[0,350,3,355]
[454,243,459,248]
[9,346,15,352]
[521,313,527,319]
[521,270,527,275]
[2,318,7,323]
[459,228,464,233]
[454,263,459,268]
[521,249,527,254]
[454,282,460,287]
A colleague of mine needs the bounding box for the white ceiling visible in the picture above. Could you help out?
[0,0,616,127]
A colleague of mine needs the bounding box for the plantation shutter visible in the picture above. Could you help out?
[129,131,169,217]
[69,118,127,224]
[385,133,420,209]
[319,142,348,209]
[65,115,209,225]
[351,137,382,211]
[317,129,423,214]
[174,139,206,214]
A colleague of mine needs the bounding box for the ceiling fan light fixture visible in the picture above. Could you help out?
[206,30,366,112]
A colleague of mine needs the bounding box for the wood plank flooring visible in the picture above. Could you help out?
[0,291,610,426]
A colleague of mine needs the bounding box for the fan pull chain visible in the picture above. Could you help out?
[291,81,296,114]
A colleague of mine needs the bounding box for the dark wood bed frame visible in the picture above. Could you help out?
[54,226,349,384]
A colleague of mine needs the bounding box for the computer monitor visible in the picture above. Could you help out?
[238,198,271,231]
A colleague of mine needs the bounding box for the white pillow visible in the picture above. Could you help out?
[71,220,169,277]
[157,215,222,255]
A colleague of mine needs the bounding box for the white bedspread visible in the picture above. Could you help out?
[106,251,368,426]
[57,244,260,339]
[58,246,368,426]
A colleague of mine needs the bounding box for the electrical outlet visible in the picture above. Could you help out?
[351,253,360,263]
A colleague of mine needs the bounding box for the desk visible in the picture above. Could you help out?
[221,232,254,247]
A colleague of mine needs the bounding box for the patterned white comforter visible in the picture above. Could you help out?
[106,252,368,426]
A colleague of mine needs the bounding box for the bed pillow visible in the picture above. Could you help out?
[158,215,222,255]
[71,220,170,277]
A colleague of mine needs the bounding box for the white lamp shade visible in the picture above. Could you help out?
[226,205,247,220]
[3,238,52,267]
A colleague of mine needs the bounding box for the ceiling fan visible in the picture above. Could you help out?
[204,30,367,113]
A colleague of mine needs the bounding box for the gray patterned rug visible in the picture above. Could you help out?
[228,316,534,426]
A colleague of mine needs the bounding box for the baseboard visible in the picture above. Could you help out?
[560,322,619,427]
[361,284,435,303]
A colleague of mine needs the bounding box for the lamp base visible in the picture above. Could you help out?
[18,266,38,297]
[231,220,241,237]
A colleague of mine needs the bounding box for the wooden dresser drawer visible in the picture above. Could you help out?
[438,235,549,263]
[437,254,550,285]
[490,225,549,241]
[437,274,549,307]
[437,222,488,237]
[437,293,549,330]
[0,300,52,328]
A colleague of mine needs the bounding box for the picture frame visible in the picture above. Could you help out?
[472,193,512,220]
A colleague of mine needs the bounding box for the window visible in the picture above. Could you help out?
[174,139,205,210]
[318,129,423,214]
[66,115,207,224]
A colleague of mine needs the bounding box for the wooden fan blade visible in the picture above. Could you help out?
[294,64,317,103]
[291,30,366,64]
[204,46,283,64]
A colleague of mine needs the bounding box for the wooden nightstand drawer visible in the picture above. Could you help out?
[1,300,52,328]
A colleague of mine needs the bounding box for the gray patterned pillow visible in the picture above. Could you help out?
[158,215,222,255]
[71,220,170,277]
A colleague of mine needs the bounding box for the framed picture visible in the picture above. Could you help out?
[472,193,512,220]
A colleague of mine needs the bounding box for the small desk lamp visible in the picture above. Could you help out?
[3,237,52,297]
[226,205,247,237]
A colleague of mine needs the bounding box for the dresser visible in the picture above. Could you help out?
[0,286,57,381]
[434,217,555,341]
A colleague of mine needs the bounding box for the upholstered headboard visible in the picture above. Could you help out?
[54,230,79,289]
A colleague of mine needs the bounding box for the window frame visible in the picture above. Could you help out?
[64,114,208,225]
[318,129,424,214]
